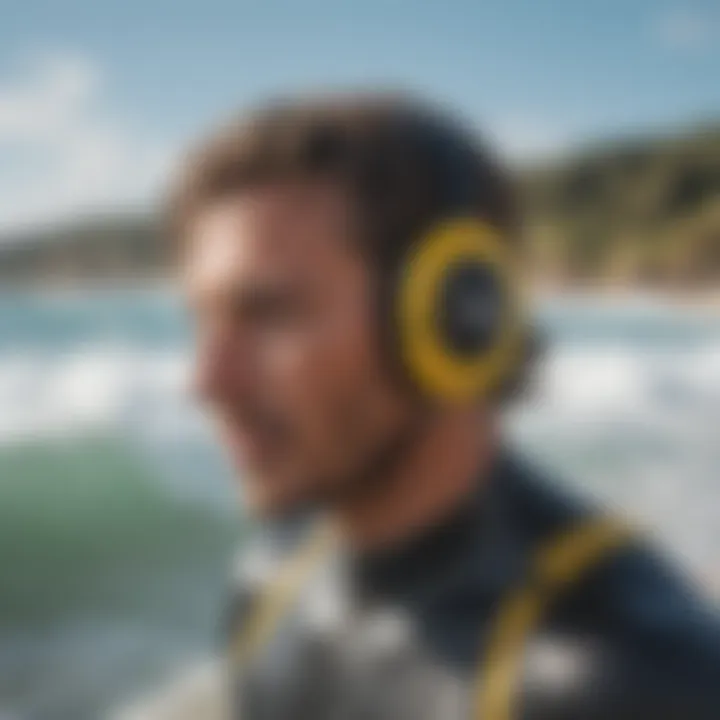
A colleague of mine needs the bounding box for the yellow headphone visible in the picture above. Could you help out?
[387,118,526,403]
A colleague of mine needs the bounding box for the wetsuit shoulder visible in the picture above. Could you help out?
[519,538,720,720]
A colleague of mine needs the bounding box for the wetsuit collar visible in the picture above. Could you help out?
[347,448,527,610]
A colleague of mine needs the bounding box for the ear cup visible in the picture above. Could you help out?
[395,218,524,402]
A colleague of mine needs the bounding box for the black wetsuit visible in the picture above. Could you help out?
[226,451,720,719]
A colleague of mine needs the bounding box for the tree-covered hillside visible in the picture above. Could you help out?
[519,122,720,288]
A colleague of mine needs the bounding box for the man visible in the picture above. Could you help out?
[168,92,720,719]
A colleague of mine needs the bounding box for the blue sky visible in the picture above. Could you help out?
[0,0,718,234]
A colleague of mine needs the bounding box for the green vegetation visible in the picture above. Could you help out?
[519,122,720,289]
[1,122,718,288]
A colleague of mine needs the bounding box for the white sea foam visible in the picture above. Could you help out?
[0,345,191,444]
[1,339,718,444]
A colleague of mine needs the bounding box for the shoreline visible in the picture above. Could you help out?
[531,282,720,312]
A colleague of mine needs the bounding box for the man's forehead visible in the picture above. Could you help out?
[184,183,357,292]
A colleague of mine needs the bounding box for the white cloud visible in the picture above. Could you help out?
[0,51,176,238]
[654,7,720,53]
[0,52,573,238]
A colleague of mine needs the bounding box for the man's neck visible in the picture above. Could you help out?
[331,408,498,552]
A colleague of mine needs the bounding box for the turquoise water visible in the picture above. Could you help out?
[0,289,719,719]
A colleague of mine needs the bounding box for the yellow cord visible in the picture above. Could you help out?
[476,517,632,720]
[231,520,336,667]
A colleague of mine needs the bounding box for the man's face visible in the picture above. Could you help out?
[184,182,416,516]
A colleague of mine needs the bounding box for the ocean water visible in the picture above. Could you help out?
[0,288,719,720]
